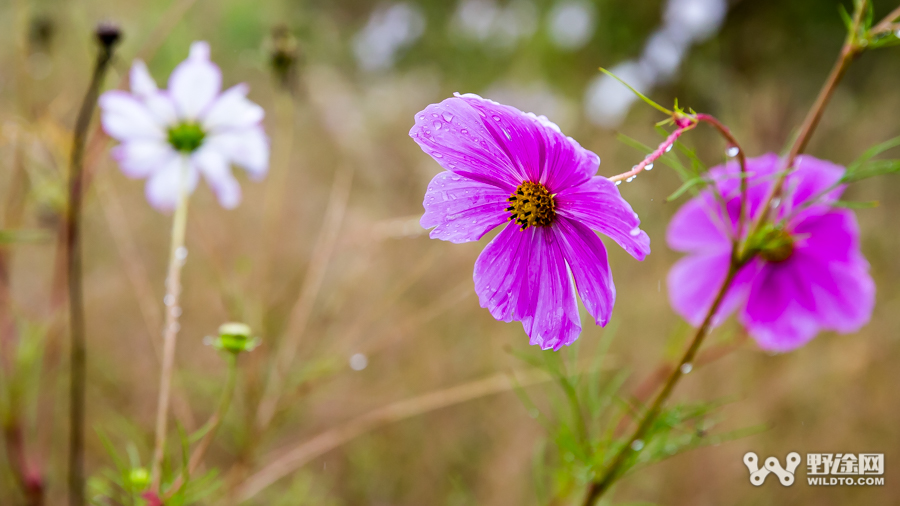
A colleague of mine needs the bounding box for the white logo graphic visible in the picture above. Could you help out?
[744,452,801,486]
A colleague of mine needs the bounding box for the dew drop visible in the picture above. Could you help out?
[680,363,693,374]
[771,197,781,209]
[431,151,444,158]
[175,247,188,261]
[433,121,442,130]
[726,146,740,157]
[631,439,645,451]
[645,163,653,171]
[492,115,501,122]
[460,129,468,135]
[665,144,673,152]
[442,112,454,122]
[164,295,175,306]
[172,306,182,317]
[629,227,641,237]
[626,176,635,182]
[349,353,368,371]
[615,180,622,186]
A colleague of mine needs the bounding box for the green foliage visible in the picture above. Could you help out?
[515,328,759,504]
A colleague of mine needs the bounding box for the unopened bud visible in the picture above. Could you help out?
[212,322,259,354]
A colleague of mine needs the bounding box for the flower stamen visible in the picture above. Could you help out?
[167,122,206,153]
[507,181,555,230]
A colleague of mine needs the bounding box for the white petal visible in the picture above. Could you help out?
[145,156,199,211]
[111,139,176,179]
[193,146,242,208]
[99,91,165,141]
[201,84,264,132]
[168,41,222,120]
[205,127,269,178]
[130,60,158,98]
[144,92,178,126]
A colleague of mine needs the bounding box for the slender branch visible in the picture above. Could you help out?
[871,4,900,33]
[748,0,868,238]
[164,354,238,498]
[581,263,739,506]
[150,158,192,491]
[65,25,120,506]
[608,119,695,183]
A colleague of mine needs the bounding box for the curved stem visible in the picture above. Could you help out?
[608,122,696,183]
[693,114,749,240]
[581,262,740,506]
[164,353,238,499]
[150,159,191,491]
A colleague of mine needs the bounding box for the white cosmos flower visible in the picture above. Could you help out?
[99,41,269,210]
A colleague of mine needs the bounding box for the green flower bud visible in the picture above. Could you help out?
[128,467,150,490]
[211,322,259,354]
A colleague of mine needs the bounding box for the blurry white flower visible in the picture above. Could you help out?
[353,3,426,72]
[664,0,727,43]
[547,0,597,50]
[640,27,689,82]
[99,41,268,211]
[453,0,537,49]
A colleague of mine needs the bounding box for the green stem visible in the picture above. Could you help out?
[581,263,739,506]
[164,353,238,498]
[150,158,192,491]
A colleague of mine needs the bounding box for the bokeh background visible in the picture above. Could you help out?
[1,0,899,504]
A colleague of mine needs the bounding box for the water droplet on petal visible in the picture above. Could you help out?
[680,363,693,374]
[431,151,444,158]
[629,227,641,237]
[492,115,501,122]
[442,112,454,122]
[433,121,442,130]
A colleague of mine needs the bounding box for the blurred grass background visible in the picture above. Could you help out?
[1,0,899,504]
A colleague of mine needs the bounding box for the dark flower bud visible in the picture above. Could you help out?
[95,22,122,50]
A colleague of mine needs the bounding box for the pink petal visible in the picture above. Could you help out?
[555,176,650,260]
[666,193,732,253]
[553,218,615,326]
[168,41,222,120]
[421,171,510,243]
[474,222,537,323]
[521,227,581,350]
[455,93,600,191]
[667,252,754,327]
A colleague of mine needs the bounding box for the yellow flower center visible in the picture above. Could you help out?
[506,181,556,230]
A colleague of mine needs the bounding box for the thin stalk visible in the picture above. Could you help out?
[581,263,740,506]
[65,26,119,506]
[150,159,192,491]
[164,353,238,498]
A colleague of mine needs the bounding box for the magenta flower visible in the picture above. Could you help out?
[410,93,650,350]
[667,153,875,351]
[99,41,268,211]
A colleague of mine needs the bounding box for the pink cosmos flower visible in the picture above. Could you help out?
[99,41,268,210]
[667,153,875,351]
[410,93,650,350]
